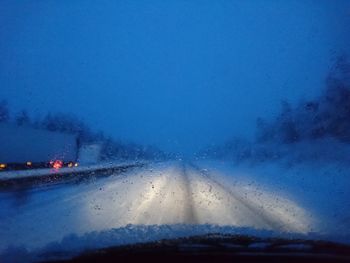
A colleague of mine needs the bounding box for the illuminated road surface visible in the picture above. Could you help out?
[0,161,312,251]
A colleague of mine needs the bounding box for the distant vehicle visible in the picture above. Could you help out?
[78,143,102,165]
[0,123,79,171]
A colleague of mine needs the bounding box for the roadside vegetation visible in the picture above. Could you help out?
[199,55,350,165]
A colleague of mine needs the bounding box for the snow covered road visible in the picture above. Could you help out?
[0,161,320,253]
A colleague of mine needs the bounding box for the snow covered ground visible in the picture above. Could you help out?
[0,160,349,261]
[194,159,350,241]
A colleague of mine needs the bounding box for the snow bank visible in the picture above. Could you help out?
[249,137,350,165]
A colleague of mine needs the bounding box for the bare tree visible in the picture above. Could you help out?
[0,100,9,122]
[16,110,31,126]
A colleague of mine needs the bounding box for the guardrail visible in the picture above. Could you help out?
[0,161,146,190]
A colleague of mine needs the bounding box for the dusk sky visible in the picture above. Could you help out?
[1,0,349,155]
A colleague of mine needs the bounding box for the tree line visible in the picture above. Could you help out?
[199,55,350,163]
[256,55,350,144]
[0,104,168,161]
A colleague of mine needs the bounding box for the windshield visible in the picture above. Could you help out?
[1,0,350,262]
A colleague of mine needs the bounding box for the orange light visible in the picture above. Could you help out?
[26,161,32,166]
[0,163,6,169]
[68,162,73,168]
[52,160,63,170]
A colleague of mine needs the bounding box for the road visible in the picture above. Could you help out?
[0,161,313,252]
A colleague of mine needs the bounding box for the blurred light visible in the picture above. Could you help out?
[68,162,73,168]
[74,163,79,167]
[0,163,6,169]
[26,161,32,166]
[52,160,63,170]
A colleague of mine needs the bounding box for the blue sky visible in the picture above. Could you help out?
[1,0,349,155]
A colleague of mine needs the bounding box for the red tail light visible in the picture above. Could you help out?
[52,160,63,170]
